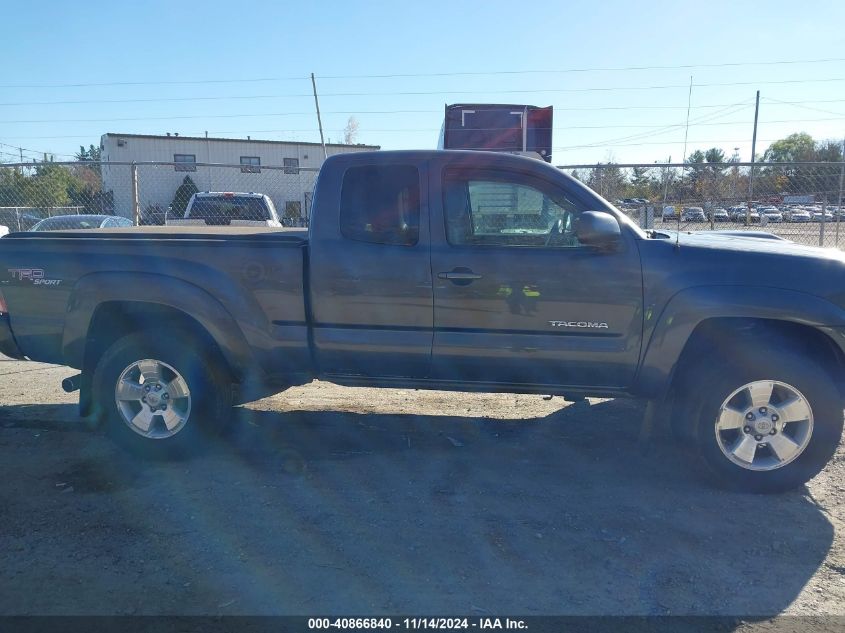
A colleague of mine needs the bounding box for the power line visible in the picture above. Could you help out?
[3,56,844,88]
[2,77,844,107]
[0,140,76,160]
[5,100,845,125]
[6,112,845,142]
[318,57,845,79]
[554,138,784,151]
[762,96,845,117]
[563,102,753,150]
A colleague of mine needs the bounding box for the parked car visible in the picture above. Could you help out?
[729,206,759,223]
[167,192,281,227]
[710,208,730,222]
[759,206,783,223]
[826,206,845,219]
[661,205,677,220]
[4,150,845,493]
[0,225,9,238]
[785,208,812,223]
[813,211,835,222]
[681,207,706,222]
[30,215,133,231]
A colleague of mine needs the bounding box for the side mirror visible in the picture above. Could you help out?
[575,211,621,249]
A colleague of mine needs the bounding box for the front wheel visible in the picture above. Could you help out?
[681,346,843,493]
[92,332,232,458]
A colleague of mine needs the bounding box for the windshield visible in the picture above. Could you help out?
[186,196,271,222]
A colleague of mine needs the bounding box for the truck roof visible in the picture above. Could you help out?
[322,149,560,170]
[193,192,268,198]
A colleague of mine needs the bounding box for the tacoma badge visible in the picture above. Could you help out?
[549,320,609,329]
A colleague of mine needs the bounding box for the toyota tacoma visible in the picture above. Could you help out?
[1,150,844,492]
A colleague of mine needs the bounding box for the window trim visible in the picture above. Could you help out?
[240,156,261,173]
[173,153,197,172]
[442,167,588,249]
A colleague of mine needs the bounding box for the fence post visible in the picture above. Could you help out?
[837,151,844,248]
[15,208,20,232]
[131,163,140,225]
[820,196,827,247]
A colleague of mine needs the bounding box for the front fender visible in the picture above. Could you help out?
[61,272,254,378]
[634,285,845,398]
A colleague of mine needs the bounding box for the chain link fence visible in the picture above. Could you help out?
[1,161,319,231]
[560,161,845,248]
[3,159,845,247]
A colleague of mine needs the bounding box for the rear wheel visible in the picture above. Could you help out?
[92,332,232,458]
[678,345,843,493]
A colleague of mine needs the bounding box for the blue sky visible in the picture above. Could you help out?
[2,0,844,165]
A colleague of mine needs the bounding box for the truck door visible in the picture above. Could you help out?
[308,160,433,378]
[429,162,643,389]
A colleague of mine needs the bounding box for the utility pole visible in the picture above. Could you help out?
[311,73,327,160]
[745,90,760,226]
[678,76,693,243]
[732,147,740,199]
[747,90,760,226]
[836,136,844,247]
[662,155,671,210]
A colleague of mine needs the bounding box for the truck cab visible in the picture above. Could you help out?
[308,151,643,391]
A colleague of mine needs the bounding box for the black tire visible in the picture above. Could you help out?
[679,345,843,493]
[92,332,232,458]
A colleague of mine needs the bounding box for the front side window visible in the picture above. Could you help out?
[174,154,197,172]
[240,156,261,173]
[340,165,420,246]
[443,169,584,248]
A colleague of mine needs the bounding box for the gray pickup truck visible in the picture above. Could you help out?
[1,150,844,492]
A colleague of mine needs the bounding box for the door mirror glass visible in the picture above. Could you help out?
[575,211,621,249]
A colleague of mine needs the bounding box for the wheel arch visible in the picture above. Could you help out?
[635,285,845,400]
[62,272,254,391]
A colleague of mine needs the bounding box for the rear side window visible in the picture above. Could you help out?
[187,196,270,223]
[340,165,420,246]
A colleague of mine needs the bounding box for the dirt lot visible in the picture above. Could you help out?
[2,355,845,617]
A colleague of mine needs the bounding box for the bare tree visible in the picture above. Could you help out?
[343,116,360,145]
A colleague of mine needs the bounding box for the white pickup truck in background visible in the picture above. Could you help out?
[167,192,282,227]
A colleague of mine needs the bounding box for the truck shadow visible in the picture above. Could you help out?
[0,398,836,616]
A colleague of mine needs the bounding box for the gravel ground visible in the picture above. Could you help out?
[1,355,845,617]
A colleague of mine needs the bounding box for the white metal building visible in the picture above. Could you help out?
[100,133,379,221]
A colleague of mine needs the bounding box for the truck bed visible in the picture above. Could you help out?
[0,226,311,381]
[4,225,309,242]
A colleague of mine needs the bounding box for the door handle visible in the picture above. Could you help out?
[438,269,483,281]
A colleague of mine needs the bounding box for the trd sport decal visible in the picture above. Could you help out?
[8,268,62,286]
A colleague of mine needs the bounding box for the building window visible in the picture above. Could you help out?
[174,154,196,172]
[240,156,261,173]
[284,158,299,175]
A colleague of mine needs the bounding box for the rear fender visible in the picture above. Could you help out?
[62,272,254,378]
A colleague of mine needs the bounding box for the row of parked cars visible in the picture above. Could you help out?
[658,204,843,224]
